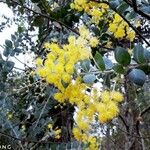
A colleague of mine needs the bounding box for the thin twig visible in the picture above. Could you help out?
[10,0,79,35]
[14,56,32,69]
[0,131,67,144]
[118,114,129,131]
[33,92,52,129]
[140,105,150,117]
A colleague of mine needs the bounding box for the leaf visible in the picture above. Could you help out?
[11,34,16,41]
[80,59,91,72]
[117,1,129,14]
[83,74,96,84]
[126,10,137,19]
[61,80,69,88]
[144,49,150,62]
[14,48,22,53]
[103,57,113,70]
[3,47,12,57]
[128,69,146,86]
[113,64,125,74]
[115,47,131,66]
[101,33,110,41]
[19,0,25,4]
[5,40,12,48]
[32,16,44,27]
[31,0,40,3]
[137,65,150,75]
[133,44,146,64]
[18,26,24,33]
[109,0,120,9]
[94,52,105,71]
[10,50,15,56]
[140,5,150,14]
[3,61,15,72]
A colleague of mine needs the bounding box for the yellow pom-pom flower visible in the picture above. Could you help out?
[90,37,99,47]
[111,91,124,102]
[35,58,43,66]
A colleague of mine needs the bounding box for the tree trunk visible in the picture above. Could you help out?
[124,75,144,150]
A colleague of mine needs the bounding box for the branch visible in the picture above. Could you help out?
[118,114,129,131]
[90,0,150,46]
[132,0,137,11]
[104,1,150,46]
[33,91,52,129]
[10,0,79,35]
[136,105,150,136]
[124,0,150,20]
[0,131,67,144]
[112,123,150,139]
[14,56,32,70]
[140,105,150,117]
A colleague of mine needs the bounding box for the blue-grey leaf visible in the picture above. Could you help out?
[5,40,13,48]
[83,74,96,84]
[128,69,146,86]
[133,44,146,64]
[103,57,113,70]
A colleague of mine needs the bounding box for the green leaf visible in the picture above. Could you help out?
[19,0,25,4]
[61,80,69,88]
[128,69,146,86]
[101,33,110,41]
[115,47,131,66]
[94,52,105,71]
[5,40,12,48]
[18,26,24,33]
[32,16,44,27]
[117,1,129,14]
[133,44,146,64]
[113,64,125,74]
[137,65,150,75]
[31,0,40,3]
[83,74,96,84]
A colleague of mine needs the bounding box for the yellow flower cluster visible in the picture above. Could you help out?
[72,90,123,149]
[35,26,123,148]
[97,90,123,123]
[108,13,135,41]
[71,1,136,41]
[73,127,99,150]
[71,1,109,24]
[36,25,98,92]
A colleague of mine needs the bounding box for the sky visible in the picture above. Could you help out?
[0,3,34,70]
